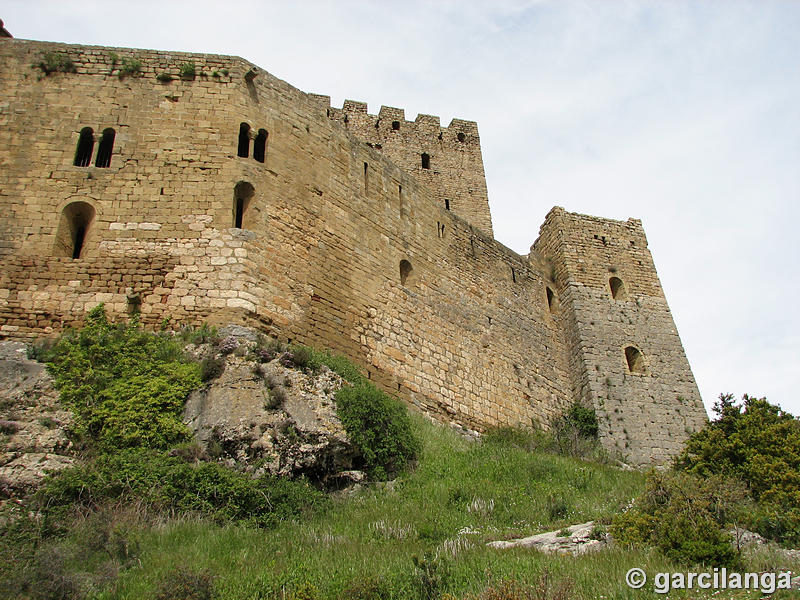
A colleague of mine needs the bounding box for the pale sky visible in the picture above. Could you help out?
[4,1,799,416]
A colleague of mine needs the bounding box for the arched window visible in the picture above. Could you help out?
[421,153,430,169]
[95,128,115,168]
[237,123,250,158]
[54,201,95,258]
[391,121,400,131]
[609,276,627,300]
[624,346,646,374]
[399,259,414,286]
[457,132,466,142]
[233,181,255,229]
[253,129,268,163]
[74,127,94,167]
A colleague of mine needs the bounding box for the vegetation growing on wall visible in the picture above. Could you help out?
[35,51,77,75]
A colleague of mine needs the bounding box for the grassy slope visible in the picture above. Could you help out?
[92,415,756,600]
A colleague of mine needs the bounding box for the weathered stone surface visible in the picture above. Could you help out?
[488,521,607,555]
[183,353,357,480]
[0,342,74,495]
[0,453,75,494]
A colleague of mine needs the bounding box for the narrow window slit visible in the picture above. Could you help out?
[233,181,255,229]
[546,287,556,312]
[400,259,413,286]
[74,127,94,167]
[237,123,250,158]
[253,129,267,163]
[95,128,115,168]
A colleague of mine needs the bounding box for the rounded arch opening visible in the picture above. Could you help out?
[253,128,268,163]
[95,128,115,168]
[55,201,95,258]
[74,127,94,167]
[624,346,646,374]
[233,181,255,229]
[609,276,627,300]
[399,259,414,286]
[237,122,251,158]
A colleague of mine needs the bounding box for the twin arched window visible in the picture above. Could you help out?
[74,127,115,168]
[238,123,268,163]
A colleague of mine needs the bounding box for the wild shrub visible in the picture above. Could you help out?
[288,345,313,370]
[0,501,139,599]
[117,56,142,77]
[676,393,800,544]
[550,402,605,460]
[180,323,219,345]
[154,566,214,600]
[611,470,747,567]
[179,62,196,78]
[200,356,225,382]
[217,335,239,355]
[44,305,200,451]
[38,448,328,528]
[335,382,419,480]
[411,552,448,600]
[338,576,394,600]
[37,52,76,75]
[266,385,288,409]
[306,347,367,384]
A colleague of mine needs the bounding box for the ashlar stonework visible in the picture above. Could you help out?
[0,36,708,464]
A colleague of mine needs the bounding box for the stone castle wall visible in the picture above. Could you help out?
[0,38,706,463]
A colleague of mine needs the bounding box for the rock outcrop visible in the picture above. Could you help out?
[183,337,359,482]
[488,521,608,555]
[0,341,74,496]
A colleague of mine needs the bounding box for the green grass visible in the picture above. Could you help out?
[8,414,797,599]
[79,417,663,599]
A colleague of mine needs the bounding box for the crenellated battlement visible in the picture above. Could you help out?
[308,95,492,235]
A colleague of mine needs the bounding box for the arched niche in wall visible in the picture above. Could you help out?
[399,259,415,286]
[54,201,96,259]
[609,276,628,300]
[624,345,646,374]
[233,181,255,229]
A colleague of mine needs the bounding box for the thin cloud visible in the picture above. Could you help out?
[3,0,798,415]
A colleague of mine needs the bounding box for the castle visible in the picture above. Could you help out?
[0,31,708,464]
